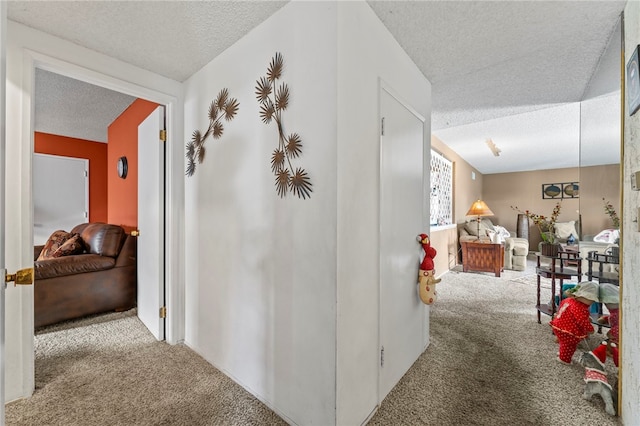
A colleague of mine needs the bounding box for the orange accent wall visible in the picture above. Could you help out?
[34,132,108,223]
[107,99,160,232]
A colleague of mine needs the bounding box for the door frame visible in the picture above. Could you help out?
[8,47,184,400]
[1,1,7,418]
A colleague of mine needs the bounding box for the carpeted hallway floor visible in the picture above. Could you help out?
[6,309,286,426]
[6,258,622,425]
[368,260,620,425]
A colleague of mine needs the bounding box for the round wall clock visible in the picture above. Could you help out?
[117,156,128,179]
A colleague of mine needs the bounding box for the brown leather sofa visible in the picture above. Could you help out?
[34,223,137,328]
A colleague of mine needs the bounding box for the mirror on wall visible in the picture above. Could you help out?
[578,94,621,241]
[577,17,622,270]
[575,18,622,351]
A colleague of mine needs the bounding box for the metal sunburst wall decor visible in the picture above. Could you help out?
[255,52,312,199]
[186,89,239,177]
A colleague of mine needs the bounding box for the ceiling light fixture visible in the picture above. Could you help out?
[485,138,501,157]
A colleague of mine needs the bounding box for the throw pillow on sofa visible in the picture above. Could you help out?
[555,221,578,240]
[51,233,85,258]
[464,218,495,237]
[37,230,72,261]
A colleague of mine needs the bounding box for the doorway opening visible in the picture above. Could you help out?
[28,63,173,396]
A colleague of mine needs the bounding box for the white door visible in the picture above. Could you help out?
[137,106,165,340]
[379,87,425,401]
[33,154,88,245]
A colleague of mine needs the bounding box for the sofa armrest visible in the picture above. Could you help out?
[115,234,137,268]
[505,237,529,254]
[34,245,44,261]
[504,238,515,251]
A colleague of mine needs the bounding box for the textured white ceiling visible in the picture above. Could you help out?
[8,1,626,172]
[368,0,625,130]
[9,1,288,83]
[433,91,621,175]
[10,0,287,144]
[35,69,136,143]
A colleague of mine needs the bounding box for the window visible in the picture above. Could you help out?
[430,150,453,226]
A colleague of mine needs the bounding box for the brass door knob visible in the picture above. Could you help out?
[6,267,34,286]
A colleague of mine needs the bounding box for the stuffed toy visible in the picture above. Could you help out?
[578,351,616,416]
[550,281,599,364]
[417,233,441,305]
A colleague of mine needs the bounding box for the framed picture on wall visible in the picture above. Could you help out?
[542,182,579,199]
[627,45,640,116]
[562,182,579,199]
[542,183,562,199]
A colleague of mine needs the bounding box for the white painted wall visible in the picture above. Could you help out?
[622,1,640,421]
[183,1,431,424]
[183,2,338,424]
[5,21,184,402]
[335,3,431,424]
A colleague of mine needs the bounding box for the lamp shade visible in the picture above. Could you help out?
[466,199,494,217]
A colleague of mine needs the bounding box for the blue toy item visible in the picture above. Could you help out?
[567,233,576,245]
[555,283,577,306]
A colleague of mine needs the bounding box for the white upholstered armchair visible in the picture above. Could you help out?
[504,237,529,271]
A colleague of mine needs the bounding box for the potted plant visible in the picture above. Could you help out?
[602,198,620,230]
[512,201,562,257]
[603,198,620,257]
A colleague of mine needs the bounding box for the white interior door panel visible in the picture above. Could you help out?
[137,106,165,340]
[379,87,425,402]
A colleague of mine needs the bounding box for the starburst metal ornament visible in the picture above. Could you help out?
[186,88,239,177]
[256,53,312,199]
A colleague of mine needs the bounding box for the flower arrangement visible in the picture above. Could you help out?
[512,201,562,243]
[603,198,620,229]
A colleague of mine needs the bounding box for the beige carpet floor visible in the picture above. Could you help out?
[6,310,286,426]
[6,258,621,425]
[368,261,620,425]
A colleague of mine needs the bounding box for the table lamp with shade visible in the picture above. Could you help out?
[466,199,494,240]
